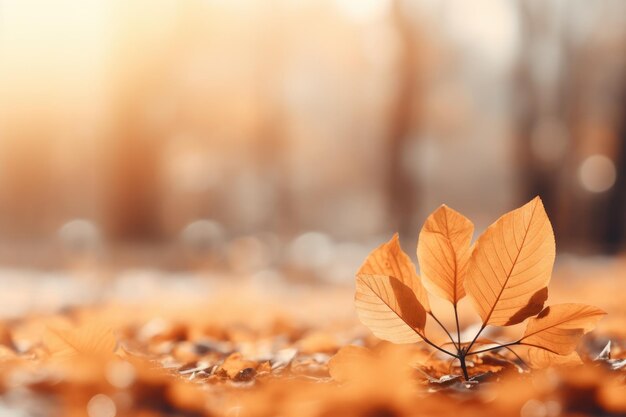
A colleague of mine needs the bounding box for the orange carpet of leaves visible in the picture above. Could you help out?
[0,258,624,417]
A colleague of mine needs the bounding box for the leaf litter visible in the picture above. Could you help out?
[0,198,624,416]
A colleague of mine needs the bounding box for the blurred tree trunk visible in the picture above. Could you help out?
[513,3,583,251]
[559,5,625,253]
[603,94,626,253]
[0,132,54,239]
[515,2,626,253]
[104,1,184,242]
[254,1,290,234]
[513,2,564,234]
[387,0,418,237]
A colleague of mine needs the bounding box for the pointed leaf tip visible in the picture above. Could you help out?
[418,205,473,305]
[357,233,430,312]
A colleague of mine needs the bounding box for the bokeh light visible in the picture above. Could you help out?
[87,394,116,417]
[579,154,617,193]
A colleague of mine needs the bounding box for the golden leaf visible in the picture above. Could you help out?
[526,348,583,369]
[417,205,473,305]
[297,331,339,354]
[328,344,427,386]
[520,303,606,354]
[465,197,555,326]
[355,274,427,343]
[218,353,258,379]
[357,233,430,311]
[44,322,117,360]
[328,345,375,383]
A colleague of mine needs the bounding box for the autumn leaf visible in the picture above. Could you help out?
[218,353,258,380]
[44,322,117,360]
[520,304,606,354]
[328,344,428,385]
[355,274,427,343]
[417,205,473,305]
[357,233,430,312]
[526,348,583,369]
[465,196,555,326]
[328,345,375,383]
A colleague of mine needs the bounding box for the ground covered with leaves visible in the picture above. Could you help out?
[0,257,625,417]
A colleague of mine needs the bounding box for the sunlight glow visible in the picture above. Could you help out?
[333,0,391,23]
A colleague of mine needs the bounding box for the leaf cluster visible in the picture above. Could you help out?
[355,197,605,380]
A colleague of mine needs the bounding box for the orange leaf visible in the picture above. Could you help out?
[417,205,473,305]
[357,233,430,312]
[355,274,427,343]
[465,197,555,326]
[328,345,375,383]
[526,348,583,369]
[44,322,117,360]
[520,303,606,354]
[218,353,258,379]
[328,344,427,386]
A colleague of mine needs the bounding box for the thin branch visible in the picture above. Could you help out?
[466,340,520,356]
[453,304,461,351]
[414,325,458,358]
[465,323,487,355]
[499,346,529,370]
[466,342,529,371]
[430,339,498,364]
[419,336,459,358]
[429,312,458,351]
[517,342,560,355]
[458,355,470,380]
[466,339,562,360]
[424,341,462,364]
[448,357,456,374]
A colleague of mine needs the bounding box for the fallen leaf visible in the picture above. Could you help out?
[297,331,339,354]
[465,197,555,326]
[218,353,258,379]
[44,322,117,360]
[328,345,375,383]
[417,205,473,305]
[328,343,426,388]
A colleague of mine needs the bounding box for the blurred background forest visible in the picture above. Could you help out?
[0,0,625,298]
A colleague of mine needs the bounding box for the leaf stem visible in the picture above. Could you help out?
[464,323,486,355]
[453,304,461,351]
[465,340,520,356]
[417,330,458,358]
[466,340,562,357]
[458,354,470,380]
[429,312,458,351]
[499,346,529,370]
